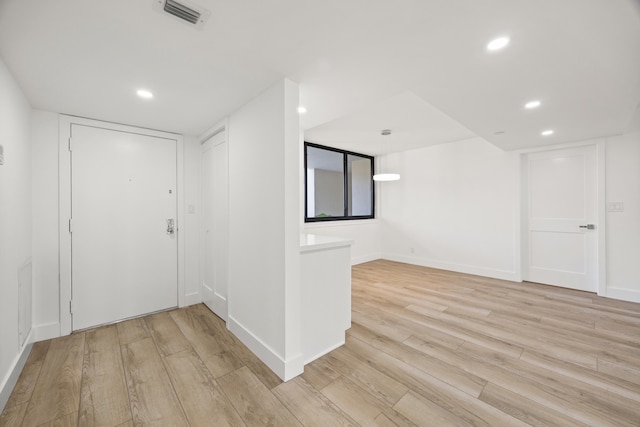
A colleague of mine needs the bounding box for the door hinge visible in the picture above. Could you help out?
[68,137,73,152]
[69,300,74,314]
[69,218,73,233]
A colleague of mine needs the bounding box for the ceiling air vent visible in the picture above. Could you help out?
[153,0,211,29]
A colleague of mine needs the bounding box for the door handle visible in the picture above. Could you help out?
[578,224,595,230]
[167,218,175,235]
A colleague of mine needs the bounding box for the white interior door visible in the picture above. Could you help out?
[201,130,228,320]
[525,145,598,292]
[71,124,178,330]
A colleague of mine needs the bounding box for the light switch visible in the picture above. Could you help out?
[607,202,624,212]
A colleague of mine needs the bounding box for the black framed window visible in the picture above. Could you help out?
[304,142,374,222]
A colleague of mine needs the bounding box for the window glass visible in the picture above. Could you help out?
[305,143,374,222]
[347,154,373,216]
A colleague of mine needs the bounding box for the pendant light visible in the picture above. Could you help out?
[373,129,400,181]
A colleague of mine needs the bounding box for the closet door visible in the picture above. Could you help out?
[201,130,229,319]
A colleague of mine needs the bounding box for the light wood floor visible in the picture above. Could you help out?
[2,259,640,426]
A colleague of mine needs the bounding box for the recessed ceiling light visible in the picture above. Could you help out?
[525,100,541,109]
[136,89,153,99]
[297,106,307,114]
[541,129,554,136]
[487,36,510,51]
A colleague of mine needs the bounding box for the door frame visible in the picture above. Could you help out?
[58,115,185,335]
[519,139,607,296]
[198,118,229,319]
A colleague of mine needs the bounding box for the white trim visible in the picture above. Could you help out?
[382,253,519,282]
[351,253,381,265]
[58,115,185,335]
[512,151,523,282]
[32,322,60,342]
[519,152,529,283]
[183,292,202,307]
[596,141,607,297]
[177,134,186,308]
[0,336,32,412]
[227,315,304,381]
[605,287,640,303]
[199,118,228,144]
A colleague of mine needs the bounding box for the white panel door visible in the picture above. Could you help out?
[71,124,178,330]
[201,131,228,320]
[526,145,597,292]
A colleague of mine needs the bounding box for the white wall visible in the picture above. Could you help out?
[31,110,59,340]
[183,135,202,304]
[380,137,519,281]
[227,79,302,380]
[605,130,640,302]
[0,57,32,409]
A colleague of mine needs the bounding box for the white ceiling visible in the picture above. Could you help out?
[1,0,639,153]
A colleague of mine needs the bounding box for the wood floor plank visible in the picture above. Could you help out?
[363,413,398,427]
[405,335,639,426]
[37,412,77,427]
[326,346,408,406]
[406,303,596,368]
[163,349,245,426]
[170,306,243,378]
[479,382,590,427]
[347,324,486,398]
[355,296,524,359]
[0,402,28,427]
[21,333,85,427]
[116,318,150,346]
[3,341,50,410]
[320,376,386,425]
[343,335,528,427]
[217,366,302,426]
[300,358,342,391]
[121,337,188,426]
[192,304,283,389]
[597,357,640,386]
[393,391,472,427]
[78,325,131,427]
[273,376,358,427]
[145,311,191,357]
[461,340,640,423]
[520,349,640,403]
[351,308,414,343]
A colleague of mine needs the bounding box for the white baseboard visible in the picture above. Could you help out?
[381,253,519,282]
[0,333,33,413]
[227,315,303,381]
[32,321,60,342]
[303,339,345,365]
[183,292,202,307]
[351,253,381,266]
[604,287,640,303]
